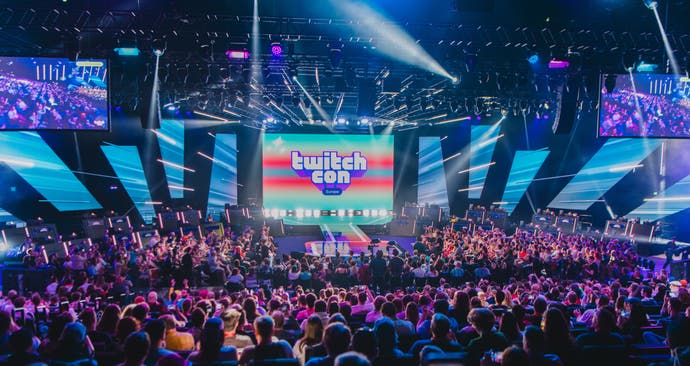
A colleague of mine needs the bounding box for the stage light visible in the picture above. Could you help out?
[378,209,388,217]
[608,163,644,172]
[313,209,321,217]
[157,159,195,172]
[451,76,460,85]
[271,42,283,57]
[636,62,659,73]
[152,39,166,57]
[295,208,304,218]
[226,50,250,59]
[371,210,379,217]
[548,59,570,69]
[279,210,287,218]
[332,0,454,81]
[362,209,370,217]
[263,117,276,124]
[347,209,354,216]
[164,103,177,111]
[337,209,345,217]
[644,196,690,202]
[643,0,658,10]
[304,209,313,217]
[358,118,370,126]
[528,54,539,65]
[114,47,140,56]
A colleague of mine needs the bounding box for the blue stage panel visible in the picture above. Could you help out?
[627,173,690,221]
[548,139,661,210]
[468,124,501,199]
[158,119,185,198]
[101,145,155,222]
[417,137,449,207]
[0,131,102,211]
[206,134,238,214]
[0,208,22,224]
[501,149,550,215]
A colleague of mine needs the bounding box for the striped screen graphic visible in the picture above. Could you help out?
[263,134,394,218]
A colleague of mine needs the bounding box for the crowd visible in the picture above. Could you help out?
[2,222,690,366]
[599,90,690,137]
[0,75,108,130]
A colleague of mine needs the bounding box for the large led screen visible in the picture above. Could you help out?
[263,134,394,217]
[0,57,109,130]
[599,73,690,138]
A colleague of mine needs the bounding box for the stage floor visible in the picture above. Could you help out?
[275,233,417,257]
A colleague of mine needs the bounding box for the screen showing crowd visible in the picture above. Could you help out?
[0,57,109,131]
[599,73,690,138]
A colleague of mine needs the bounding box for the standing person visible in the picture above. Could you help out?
[663,238,677,270]
[370,251,387,294]
[388,249,404,290]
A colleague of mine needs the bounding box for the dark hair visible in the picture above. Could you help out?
[523,325,545,352]
[144,319,166,345]
[254,316,274,342]
[335,351,371,366]
[373,318,397,354]
[191,307,207,328]
[132,303,149,322]
[468,308,495,333]
[315,300,328,313]
[381,302,397,319]
[97,304,121,334]
[9,328,33,354]
[124,332,150,363]
[544,308,573,354]
[667,318,690,349]
[499,312,521,341]
[431,313,451,338]
[351,328,377,361]
[501,346,530,366]
[199,318,225,360]
[324,322,352,357]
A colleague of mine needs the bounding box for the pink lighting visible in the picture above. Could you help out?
[548,59,570,69]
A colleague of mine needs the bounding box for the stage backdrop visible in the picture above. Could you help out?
[262,134,394,225]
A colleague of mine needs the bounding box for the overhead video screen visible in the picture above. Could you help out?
[599,73,690,138]
[0,57,109,130]
[263,134,394,215]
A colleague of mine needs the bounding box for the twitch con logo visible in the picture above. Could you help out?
[290,151,368,195]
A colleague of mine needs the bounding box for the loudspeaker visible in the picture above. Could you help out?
[552,78,580,134]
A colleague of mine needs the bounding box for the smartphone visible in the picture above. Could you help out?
[12,308,25,325]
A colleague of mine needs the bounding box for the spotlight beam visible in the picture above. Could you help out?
[331,0,455,80]
[157,159,196,173]
[293,77,332,126]
[650,5,681,75]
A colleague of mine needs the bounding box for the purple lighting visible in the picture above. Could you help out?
[226,50,250,59]
[548,59,570,69]
[271,43,283,57]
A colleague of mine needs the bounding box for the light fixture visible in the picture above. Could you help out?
[643,0,658,10]
[114,47,140,56]
[226,50,250,59]
[528,53,539,65]
[271,42,283,57]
